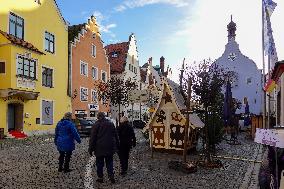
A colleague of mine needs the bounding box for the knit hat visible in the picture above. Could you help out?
[64,112,72,120]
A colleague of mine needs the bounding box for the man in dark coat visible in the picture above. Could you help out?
[117,116,136,176]
[89,112,119,183]
[54,112,81,173]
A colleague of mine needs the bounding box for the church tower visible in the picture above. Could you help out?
[227,15,236,42]
[212,16,263,115]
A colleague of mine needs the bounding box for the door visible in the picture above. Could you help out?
[8,104,15,131]
[8,103,23,132]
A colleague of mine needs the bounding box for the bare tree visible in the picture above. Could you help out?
[180,59,237,167]
[94,77,138,123]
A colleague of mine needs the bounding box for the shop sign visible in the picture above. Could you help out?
[2,96,25,102]
[75,110,87,115]
[17,78,36,89]
[88,104,99,111]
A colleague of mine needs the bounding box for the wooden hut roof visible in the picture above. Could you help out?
[146,77,204,130]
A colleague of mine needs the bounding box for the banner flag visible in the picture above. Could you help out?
[263,0,278,67]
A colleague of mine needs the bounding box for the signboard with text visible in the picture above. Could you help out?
[254,128,284,148]
[75,110,87,115]
[88,104,99,111]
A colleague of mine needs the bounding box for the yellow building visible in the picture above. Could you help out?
[0,0,71,136]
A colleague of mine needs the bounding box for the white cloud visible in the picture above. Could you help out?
[164,0,284,70]
[114,5,127,12]
[114,0,189,12]
[100,23,117,33]
[92,11,104,23]
[92,11,117,38]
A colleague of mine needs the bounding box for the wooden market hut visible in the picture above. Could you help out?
[146,77,204,153]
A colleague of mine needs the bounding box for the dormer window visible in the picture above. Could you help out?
[111,52,118,58]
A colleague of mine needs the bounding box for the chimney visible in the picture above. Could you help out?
[160,56,165,73]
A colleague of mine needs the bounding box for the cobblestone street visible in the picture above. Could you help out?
[0,130,263,189]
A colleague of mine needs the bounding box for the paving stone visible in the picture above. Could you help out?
[0,130,263,189]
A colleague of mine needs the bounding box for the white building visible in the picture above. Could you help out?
[212,18,263,115]
[105,34,145,121]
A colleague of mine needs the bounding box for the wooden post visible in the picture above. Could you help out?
[262,1,267,129]
[183,77,192,162]
[118,103,121,127]
[140,82,142,121]
[150,125,154,158]
[148,90,154,158]
[132,103,134,127]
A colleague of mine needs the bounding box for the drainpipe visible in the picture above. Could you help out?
[67,43,72,97]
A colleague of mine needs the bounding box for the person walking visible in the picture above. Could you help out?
[54,112,81,173]
[89,112,119,184]
[117,116,136,176]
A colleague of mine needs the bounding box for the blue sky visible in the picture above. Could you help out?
[57,0,284,82]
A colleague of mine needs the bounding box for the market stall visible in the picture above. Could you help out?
[145,78,204,153]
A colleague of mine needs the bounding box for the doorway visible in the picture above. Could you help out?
[8,103,23,132]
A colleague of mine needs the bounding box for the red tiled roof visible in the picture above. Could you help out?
[105,42,129,74]
[0,30,45,55]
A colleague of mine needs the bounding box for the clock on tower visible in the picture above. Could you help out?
[228,53,237,61]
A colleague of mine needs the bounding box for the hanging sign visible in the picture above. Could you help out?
[254,128,284,148]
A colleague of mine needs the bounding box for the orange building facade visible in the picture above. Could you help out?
[69,16,110,118]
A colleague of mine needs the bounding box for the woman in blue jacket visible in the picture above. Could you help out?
[54,112,81,173]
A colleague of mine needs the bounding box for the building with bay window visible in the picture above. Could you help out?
[0,0,71,137]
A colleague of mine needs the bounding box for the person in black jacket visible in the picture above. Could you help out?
[89,112,119,184]
[117,116,136,176]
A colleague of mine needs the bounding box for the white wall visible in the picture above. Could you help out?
[214,40,262,115]
[110,34,147,121]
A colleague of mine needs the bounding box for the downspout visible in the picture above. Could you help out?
[67,43,72,98]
